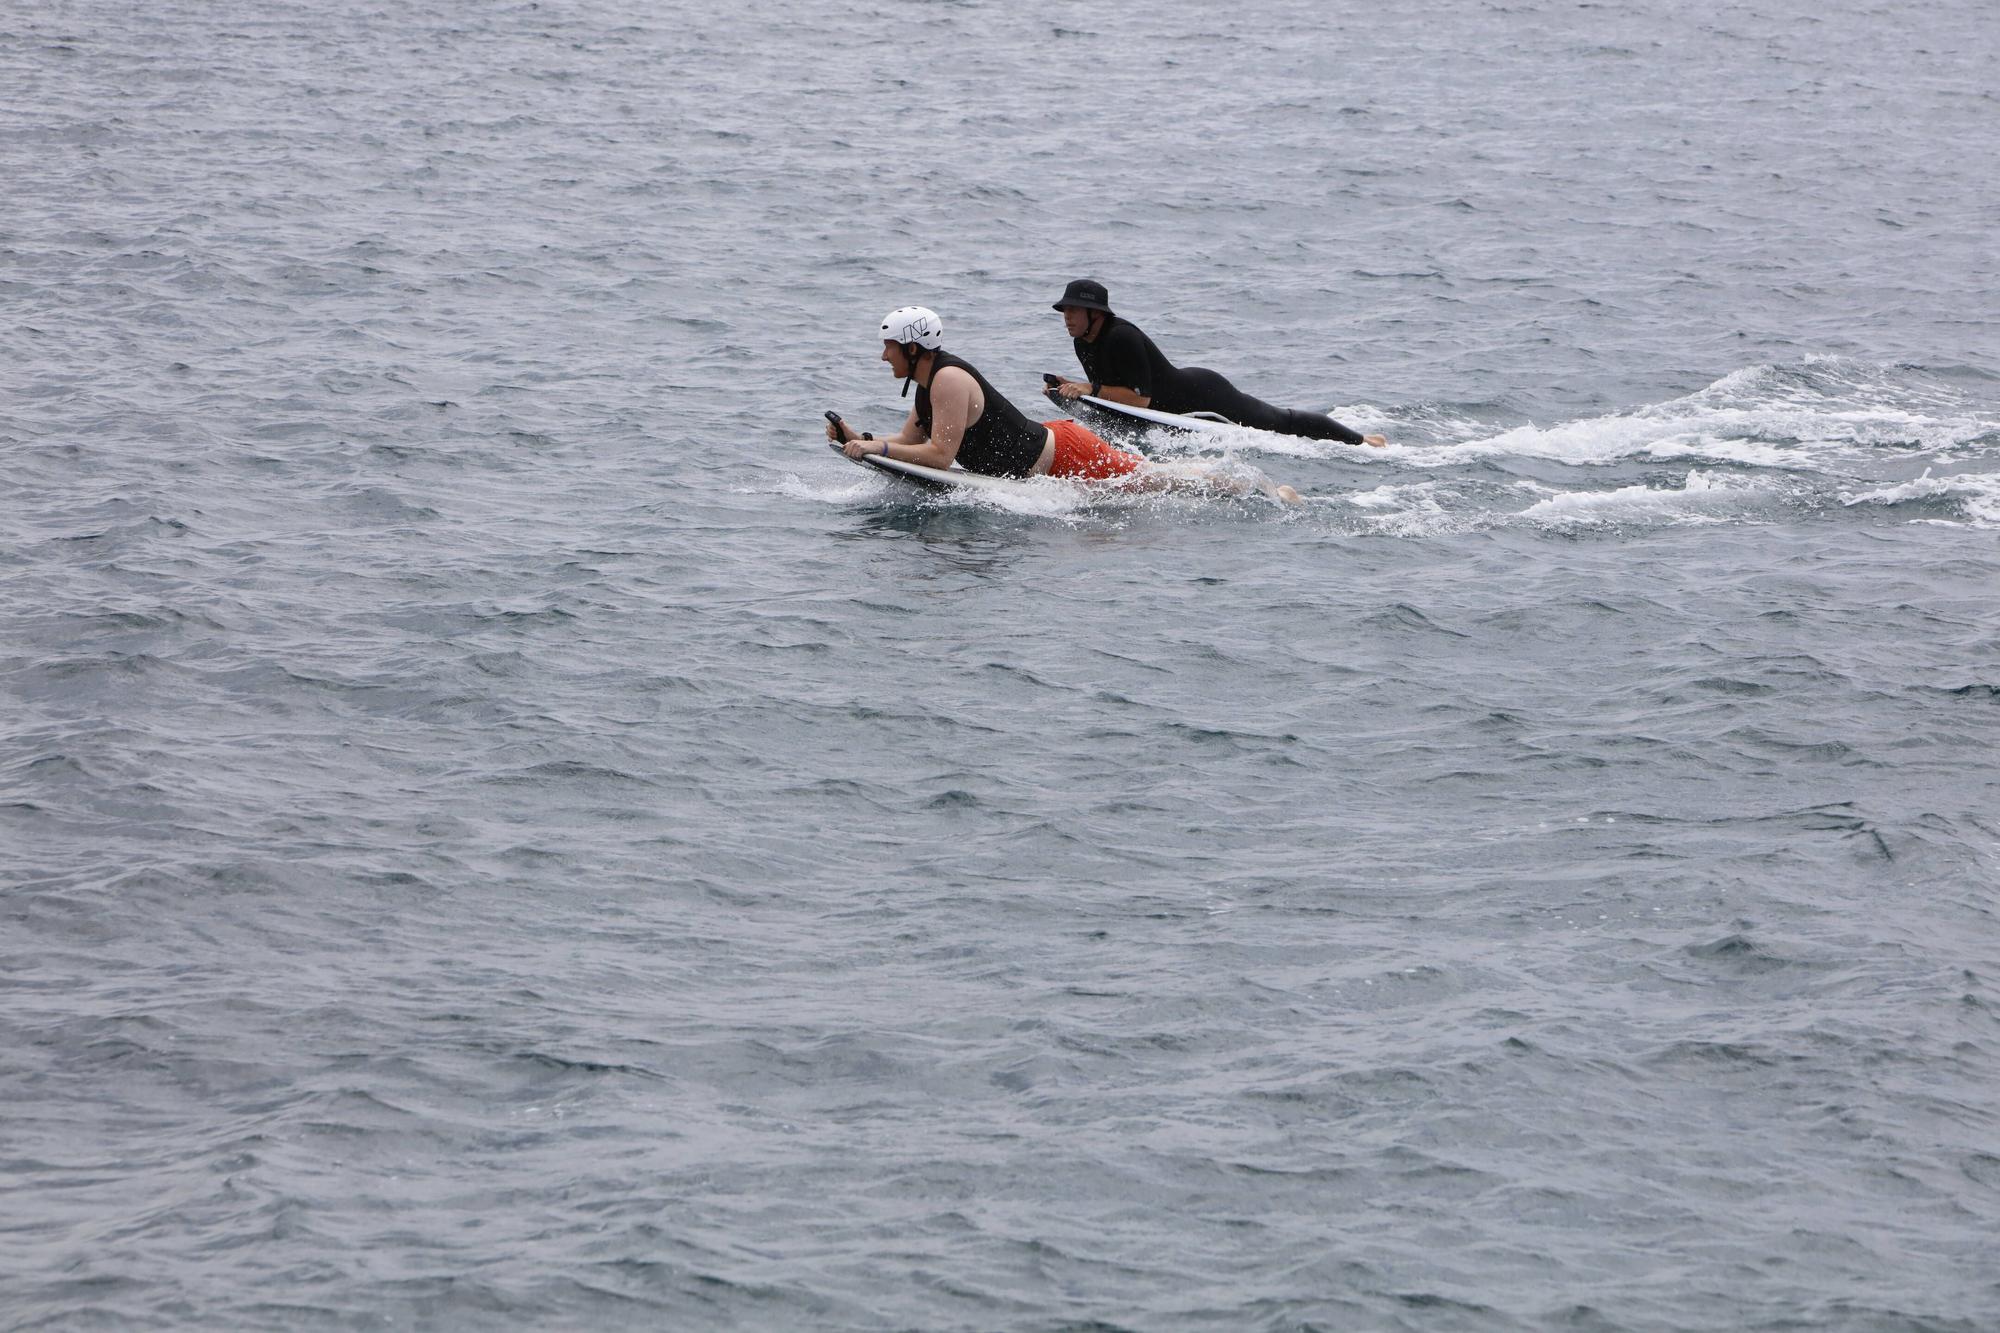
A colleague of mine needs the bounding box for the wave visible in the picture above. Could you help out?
[1038,360,1999,482]
[1413,360,1997,469]
[1841,467,2000,527]
[1520,469,1774,527]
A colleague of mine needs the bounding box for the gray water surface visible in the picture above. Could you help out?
[4,1,1999,1328]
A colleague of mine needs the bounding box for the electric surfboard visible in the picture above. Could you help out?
[826,439,1037,497]
[1042,384,1235,438]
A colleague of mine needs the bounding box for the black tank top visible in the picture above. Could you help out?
[915,350,1047,478]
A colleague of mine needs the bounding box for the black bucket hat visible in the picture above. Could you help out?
[1052,278,1113,314]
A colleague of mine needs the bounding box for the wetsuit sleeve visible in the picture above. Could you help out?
[1092,325,1153,399]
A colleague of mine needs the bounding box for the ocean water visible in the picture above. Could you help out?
[4,0,1999,1329]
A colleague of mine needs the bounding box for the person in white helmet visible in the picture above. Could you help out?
[827,306,1301,501]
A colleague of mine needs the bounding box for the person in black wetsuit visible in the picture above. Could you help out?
[1046,278,1387,447]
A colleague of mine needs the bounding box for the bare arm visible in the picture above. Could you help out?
[1054,378,1150,409]
[830,404,922,455]
[874,367,977,469]
[833,372,976,468]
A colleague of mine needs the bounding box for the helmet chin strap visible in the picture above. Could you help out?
[900,343,923,397]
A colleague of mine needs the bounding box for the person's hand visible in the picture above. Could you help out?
[1362,434,1387,447]
[1057,380,1086,400]
[842,436,873,459]
[826,417,848,443]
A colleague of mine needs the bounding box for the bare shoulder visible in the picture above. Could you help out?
[931,363,978,395]
[931,363,983,409]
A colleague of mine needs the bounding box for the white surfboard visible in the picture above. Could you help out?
[1044,389,1237,437]
[824,439,1300,505]
[828,440,1038,496]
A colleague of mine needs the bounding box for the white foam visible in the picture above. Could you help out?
[774,455,1095,517]
[777,463,1252,523]
[1150,404,1404,462]
[1342,480,1464,536]
[956,476,1094,520]
[1427,416,1797,469]
[773,472,882,504]
[1167,423,1350,462]
[1424,361,1998,471]
[1520,469,1766,527]
[1345,482,1419,510]
[1841,468,2000,527]
[1843,469,1956,506]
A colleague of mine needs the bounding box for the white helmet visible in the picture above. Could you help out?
[880,306,943,350]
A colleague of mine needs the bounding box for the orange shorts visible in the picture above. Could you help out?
[1044,419,1143,480]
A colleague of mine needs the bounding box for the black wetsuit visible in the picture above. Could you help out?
[915,350,1048,477]
[1073,315,1364,444]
